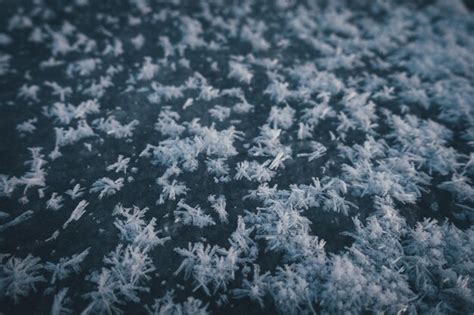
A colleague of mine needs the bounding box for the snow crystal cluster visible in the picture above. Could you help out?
[0,0,473,314]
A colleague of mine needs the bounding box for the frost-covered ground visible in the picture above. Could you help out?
[0,0,473,314]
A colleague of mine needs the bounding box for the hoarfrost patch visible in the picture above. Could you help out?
[0,0,473,314]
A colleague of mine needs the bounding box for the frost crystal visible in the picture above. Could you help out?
[90,177,124,199]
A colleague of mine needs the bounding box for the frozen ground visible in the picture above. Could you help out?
[0,0,473,314]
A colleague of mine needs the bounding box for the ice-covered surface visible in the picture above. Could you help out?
[0,0,473,314]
